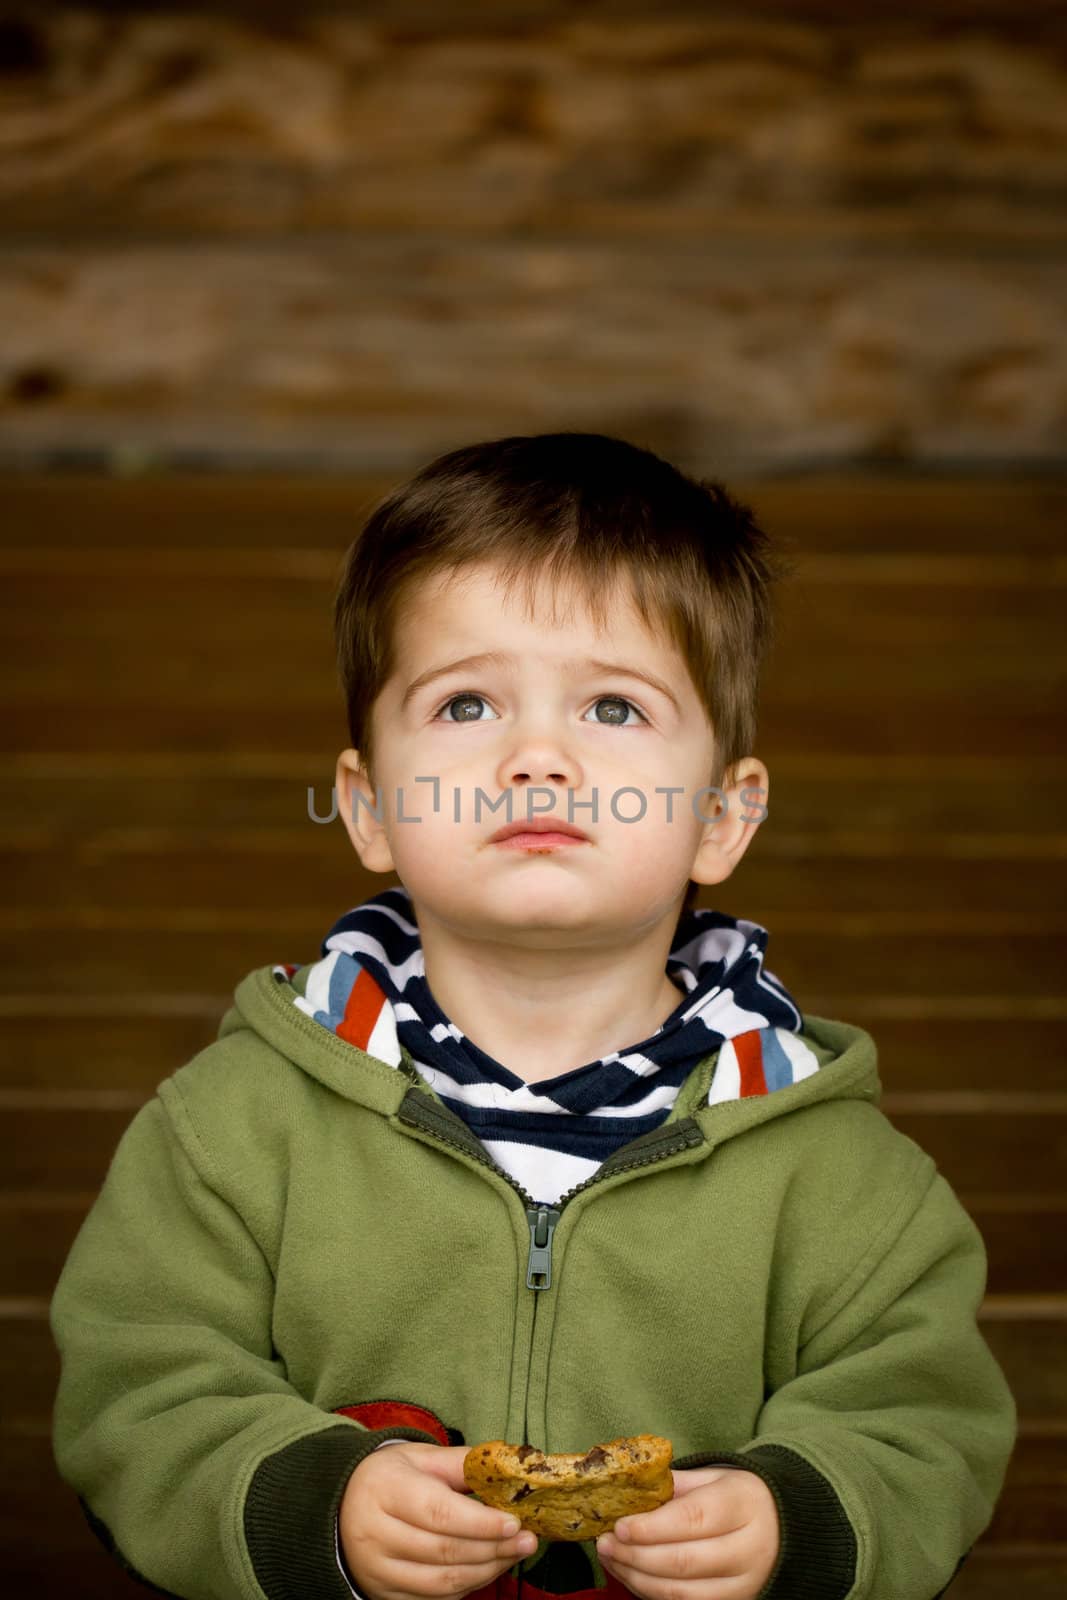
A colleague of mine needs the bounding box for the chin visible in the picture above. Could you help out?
[487,890,608,935]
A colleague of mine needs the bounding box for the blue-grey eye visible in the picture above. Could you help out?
[440,693,494,722]
[585,696,643,726]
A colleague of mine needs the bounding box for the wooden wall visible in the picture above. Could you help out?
[3,472,1065,1593]
[1,0,1065,1593]
[0,0,1065,473]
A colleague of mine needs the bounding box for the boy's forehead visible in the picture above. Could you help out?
[387,562,695,714]
[403,561,651,646]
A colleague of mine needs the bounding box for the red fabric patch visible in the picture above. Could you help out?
[337,966,387,1052]
[734,1029,768,1096]
[332,1399,452,1447]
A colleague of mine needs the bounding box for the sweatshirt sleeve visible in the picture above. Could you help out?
[673,1163,1018,1600]
[49,1085,442,1600]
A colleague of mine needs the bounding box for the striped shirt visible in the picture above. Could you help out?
[273,884,818,1208]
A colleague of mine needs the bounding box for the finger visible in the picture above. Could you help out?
[599,1550,752,1600]
[600,1526,753,1580]
[383,1512,538,1569]
[669,1467,735,1497]
[386,1481,525,1545]
[411,1443,484,1491]
[613,1490,732,1547]
[372,1549,530,1599]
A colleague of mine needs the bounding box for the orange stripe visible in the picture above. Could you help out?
[337,967,385,1052]
[734,1030,768,1096]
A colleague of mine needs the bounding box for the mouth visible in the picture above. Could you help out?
[490,819,590,848]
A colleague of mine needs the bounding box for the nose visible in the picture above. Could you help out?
[496,727,583,814]
[504,770,577,831]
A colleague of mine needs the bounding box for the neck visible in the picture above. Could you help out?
[414,912,686,1083]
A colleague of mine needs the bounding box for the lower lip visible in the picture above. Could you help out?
[494,833,588,850]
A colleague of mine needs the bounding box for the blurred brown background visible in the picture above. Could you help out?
[1,1,1065,1593]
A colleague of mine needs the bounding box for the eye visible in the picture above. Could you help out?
[435,692,497,723]
[583,696,647,727]
[432,692,648,726]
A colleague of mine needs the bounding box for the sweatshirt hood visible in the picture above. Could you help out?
[221,888,883,1153]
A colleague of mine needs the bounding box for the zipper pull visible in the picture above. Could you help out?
[525,1206,561,1290]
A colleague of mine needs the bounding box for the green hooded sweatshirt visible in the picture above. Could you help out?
[50,960,1017,1600]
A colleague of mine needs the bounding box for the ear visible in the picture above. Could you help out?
[688,758,769,890]
[335,748,396,874]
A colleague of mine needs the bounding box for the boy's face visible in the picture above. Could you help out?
[336,561,765,947]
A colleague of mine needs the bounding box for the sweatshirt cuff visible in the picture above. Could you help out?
[672,1444,857,1600]
[244,1423,442,1600]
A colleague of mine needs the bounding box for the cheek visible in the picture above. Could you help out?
[383,818,448,875]
[601,799,703,856]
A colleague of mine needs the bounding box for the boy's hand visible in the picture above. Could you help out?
[339,1441,539,1600]
[595,1466,781,1600]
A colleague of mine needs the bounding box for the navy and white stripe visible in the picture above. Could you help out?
[276,885,817,1206]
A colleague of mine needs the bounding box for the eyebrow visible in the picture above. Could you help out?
[400,651,681,713]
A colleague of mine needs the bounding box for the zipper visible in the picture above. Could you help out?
[519,1136,702,1452]
[395,1064,703,1422]
[395,1069,704,1590]
[524,1205,561,1290]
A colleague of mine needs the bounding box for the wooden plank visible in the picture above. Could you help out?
[0,1423,156,1594]
[1,689,1060,770]
[0,1016,225,1094]
[1,242,1064,472]
[969,1209,1067,1299]
[0,472,396,549]
[762,763,1067,843]
[818,1017,1067,1095]
[2,474,1066,557]
[4,2,1065,34]
[0,701,343,757]
[0,924,1061,1004]
[2,541,1060,757]
[771,928,1067,1009]
[6,844,1067,926]
[4,569,1064,705]
[2,761,1065,843]
[0,694,1061,761]
[2,8,1065,245]
[951,1552,1067,1599]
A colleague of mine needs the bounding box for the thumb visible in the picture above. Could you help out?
[410,1442,476,1491]
[670,1466,735,1496]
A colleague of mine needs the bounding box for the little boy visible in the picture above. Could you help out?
[51,432,1017,1600]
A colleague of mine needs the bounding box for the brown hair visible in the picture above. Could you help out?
[334,431,795,914]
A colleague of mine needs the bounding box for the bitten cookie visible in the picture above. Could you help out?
[463,1434,673,1542]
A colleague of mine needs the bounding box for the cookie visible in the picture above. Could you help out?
[462,1433,673,1542]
